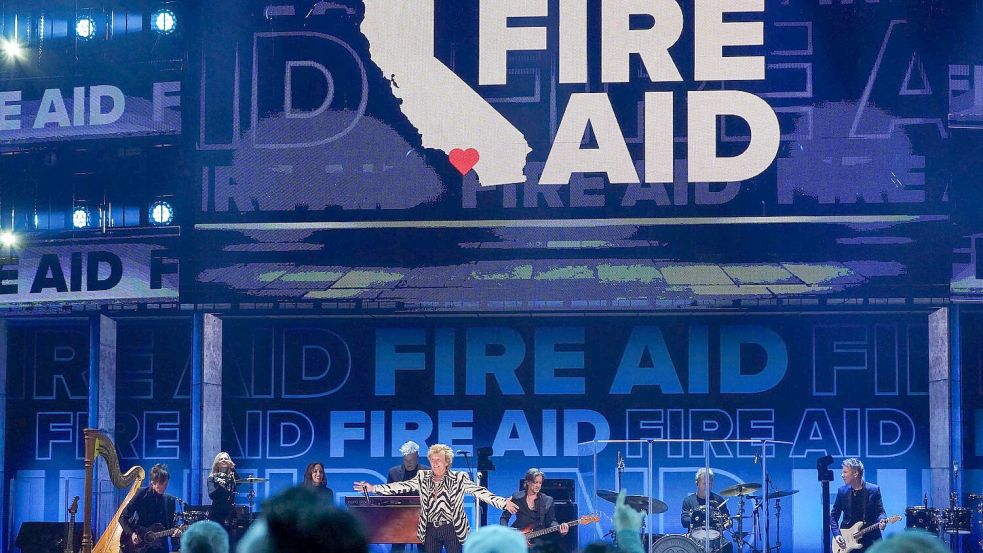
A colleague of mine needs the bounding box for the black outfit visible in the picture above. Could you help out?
[830,482,886,553]
[304,481,336,504]
[500,491,560,546]
[207,471,237,527]
[119,486,178,553]
[388,463,429,492]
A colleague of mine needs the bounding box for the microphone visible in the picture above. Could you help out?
[456,450,470,455]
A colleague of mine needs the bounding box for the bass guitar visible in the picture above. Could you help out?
[521,514,600,546]
[832,514,901,553]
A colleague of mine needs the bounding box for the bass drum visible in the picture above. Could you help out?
[904,506,939,534]
[653,534,705,553]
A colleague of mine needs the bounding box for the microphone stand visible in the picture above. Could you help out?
[459,451,478,528]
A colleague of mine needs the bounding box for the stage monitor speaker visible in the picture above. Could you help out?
[555,501,579,553]
[517,478,575,502]
[14,522,82,553]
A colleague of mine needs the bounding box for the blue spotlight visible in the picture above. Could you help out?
[76,16,97,40]
[72,206,91,229]
[151,8,177,34]
[149,200,174,225]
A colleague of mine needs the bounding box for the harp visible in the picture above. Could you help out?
[80,428,146,553]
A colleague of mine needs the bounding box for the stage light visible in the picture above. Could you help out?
[0,231,16,247]
[1,39,23,60]
[76,16,97,40]
[72,206,91,229]
[149,200,174,225]
[151,8,176,34]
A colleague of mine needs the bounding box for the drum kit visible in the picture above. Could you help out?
[904,492,980,543]
[597,482,799,553]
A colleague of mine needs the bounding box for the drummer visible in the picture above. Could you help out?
[681,468,731,533]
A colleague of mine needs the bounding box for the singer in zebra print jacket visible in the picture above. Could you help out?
[355,444,518,553]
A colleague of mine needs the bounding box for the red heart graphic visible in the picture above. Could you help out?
[449,148,480,175]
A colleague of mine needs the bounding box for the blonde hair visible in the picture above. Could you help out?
[427,444,454,466]
[210,452,233,476]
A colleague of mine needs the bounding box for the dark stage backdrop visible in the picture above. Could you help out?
[215,313,929,552]
[3,321,192,549]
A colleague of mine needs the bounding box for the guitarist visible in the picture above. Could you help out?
[120,464,182,553]
[499,469,569,548]
[831,458,887,553]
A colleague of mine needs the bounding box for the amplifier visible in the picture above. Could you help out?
[517,478,575,502]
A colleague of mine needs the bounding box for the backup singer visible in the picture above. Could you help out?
[354,444,519,553]
[303,462,335,504]
[120,464,181,553]
[499,468,569,546]
[207,452,238,529]
[831,458,887,553]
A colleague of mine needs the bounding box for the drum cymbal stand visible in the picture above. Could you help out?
[751,496,763,553]
[734,494,748,553]
[768,497,783,553]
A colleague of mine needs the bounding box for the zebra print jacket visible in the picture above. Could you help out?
[372,469,509,543]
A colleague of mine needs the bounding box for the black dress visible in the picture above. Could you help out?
[207,472,237,527]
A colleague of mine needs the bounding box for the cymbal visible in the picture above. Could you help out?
[596,489,669,514]
[719,483,762,497]
[750,489,799,500]
[235,477,269,484]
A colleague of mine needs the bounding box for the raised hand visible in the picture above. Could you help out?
[614,489,643,534]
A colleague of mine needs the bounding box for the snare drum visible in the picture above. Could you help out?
[689,505,722,541]
[942,507,972,534]
[904,506,939,534]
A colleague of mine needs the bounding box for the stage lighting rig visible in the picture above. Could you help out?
[151,8,177,34]
[75,15,97,40]
[72,206,92,229]
[149,200,174,225]
[1,39,23,60]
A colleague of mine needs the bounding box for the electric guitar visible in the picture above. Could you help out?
[63,496,79,553]
[521,514,600,546]
[832,515,901,553]
[120,523,186,553]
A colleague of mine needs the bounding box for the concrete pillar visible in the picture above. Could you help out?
[88,315,117,536]
[928,307,962,510]
[192,314,223,504]
[0,320,8,549]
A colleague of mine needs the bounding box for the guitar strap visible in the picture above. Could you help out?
[859,486,868,527]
